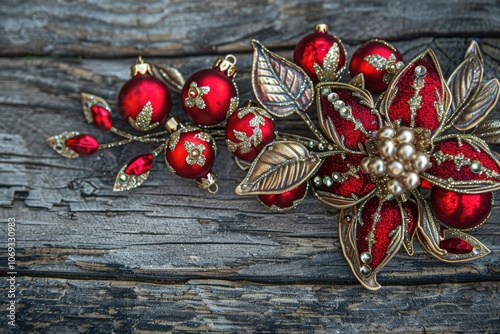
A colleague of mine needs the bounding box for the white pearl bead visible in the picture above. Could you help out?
[369,157,387,176]
[396,127,414,144]
[397,143,415,161]
[387,160,404,177]
[378,138,396,159]
[403,171,420,190]
[360,157,371,174]
[377,126,395,140]
[387,179,405,196]
[413,153,430,172]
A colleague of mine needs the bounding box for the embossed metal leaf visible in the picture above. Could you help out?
[465,40,483,65]
[235,141,322,195]
[472,119,500,144]
[113,159,151,192]
[413,190,447,257]
[433,229,490,262]
[447,54,483,121]
[152,65,185,93]
[81,92,111,124]
[251,40,314,117]
[455,79,500,131]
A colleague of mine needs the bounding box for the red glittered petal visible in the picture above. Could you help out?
[423,134,500,193]
[383,49,450,135]
[356,196,404,270]
[316,82,380,153]
[312,153,376,208]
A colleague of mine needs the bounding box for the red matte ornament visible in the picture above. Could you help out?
[258,183,308,210]
[349,39,403,93]
[431,186,492,229]
[90,105,113,130]
[181,56,239,126]
[118,72,172,131]
[439,238,474,254]
[124,153,154,176]
[293,24,347,83]
[65,134,99,156]
[165,128,216,179]
[225,103,276,162]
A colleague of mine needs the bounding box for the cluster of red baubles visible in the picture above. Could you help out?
[61,24,493,242]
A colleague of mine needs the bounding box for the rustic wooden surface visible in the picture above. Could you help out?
[1,0,500,333]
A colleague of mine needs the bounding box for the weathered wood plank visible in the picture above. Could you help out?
[0,0,499,57]
[0,278,498,333]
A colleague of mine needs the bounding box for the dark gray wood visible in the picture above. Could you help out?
[1,0,500,332]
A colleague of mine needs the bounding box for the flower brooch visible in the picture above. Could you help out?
[47,24,500,290]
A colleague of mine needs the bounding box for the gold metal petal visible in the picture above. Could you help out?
[472,119,500,144]
[46,131,80,159]
[348,73,365,90]
[152,65,186,93]
[81,92,111,125]
[413,190,447,256]
[113,164,150,192]
[312,188,374,209]
[235,141,322,195]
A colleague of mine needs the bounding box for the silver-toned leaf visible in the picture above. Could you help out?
[81,92,111,125]
[465,40,483,65]
[152,65,185,93]
[235,141,322,195]
[251,40,314,118]
[46,131,80,159]
[447,54,483,121]
[455,79,500,131]
[472,119,500,144]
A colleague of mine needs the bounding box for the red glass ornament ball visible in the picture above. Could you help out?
[430,186,493,230]
[293,24,347,83]
[165,128,216,179]
[349,39,403,94]
[258,183,308,211]
[225,104,276,162]
[118,74,172,131]
[181,69,238,126]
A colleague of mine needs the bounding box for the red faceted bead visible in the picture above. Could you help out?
[118,74,172,131]
[349,39,403,94]
[181,57,238,126]
[225,103,276,162]
[91,105,113,130]
[431,186,492,229]
[124,153,154,176]
[293,24,347,83]
[440,238,473,254]
[65,134,99,156]
[165,128,216,179]
[258,183,308,211]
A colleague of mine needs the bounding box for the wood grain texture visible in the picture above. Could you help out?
[1,0,500,332]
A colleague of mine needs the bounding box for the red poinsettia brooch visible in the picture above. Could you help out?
[235,40,500,289]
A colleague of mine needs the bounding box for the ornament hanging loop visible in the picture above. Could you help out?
[213,55,238,78]
[197,171,219,194]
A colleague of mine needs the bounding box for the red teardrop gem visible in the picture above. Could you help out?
[124,154,154,176]
[65,134,99,156]
[439,238,473,254]
[91,105,113,130]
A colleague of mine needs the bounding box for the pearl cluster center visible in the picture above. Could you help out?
[360,126,430,196]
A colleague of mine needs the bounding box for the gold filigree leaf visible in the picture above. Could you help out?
[113,163,150,192]
[81,93,111,124]
[348,73,365,89]
[46,131,81,159]
[235,141,322,195]
[472,119,500,144]
[455,79,500,131]
[152,65,185,93]
[314,42,342,82]
[447,54,483,121]
[465,40,483,65]
[413,190,447,257]
[128,101,160,131]
[251,40,314,117]
[420,228,490,263]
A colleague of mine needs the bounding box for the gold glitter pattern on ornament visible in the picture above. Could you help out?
[129,101,160,131]
[185,81,210,109]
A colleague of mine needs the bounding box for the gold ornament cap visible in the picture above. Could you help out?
[213,55,238,79]
[165,116,184,133]
[314,23,328,33]
[131,56,153,76]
